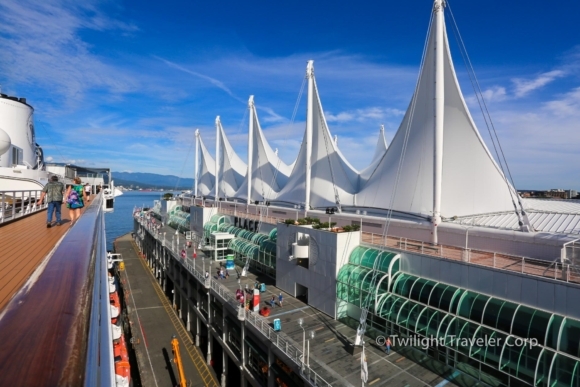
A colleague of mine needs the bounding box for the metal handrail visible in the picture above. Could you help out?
[0,189,45,223]
[0,193,115,386]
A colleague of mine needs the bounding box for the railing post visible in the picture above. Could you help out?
[522,258,525,273]
[493,252,496,267]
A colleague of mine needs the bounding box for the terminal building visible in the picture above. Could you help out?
[135,2,580,386]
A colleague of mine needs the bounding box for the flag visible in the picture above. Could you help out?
[361,345,368,383]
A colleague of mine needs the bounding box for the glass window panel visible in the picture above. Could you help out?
[426,310,442,337]
[392,274,416,298]
[385,297,405,322]
[406,302,424,331]
[559,318,580,358]
[349,267,372,289]
[377,294,395,318]
[469,294,490,324]
[499,336,526,380]
[456,319,479,355]
[527,309,552,347]
[337,264,355,283]
[437,314,454,340]
[545,314,564,351]
[512,305,535,338]
[549,354,580,387]
[535,348,556,387]
[378,275,390,293]
[361,270,375,292]
[396,300,413,327]
[470,325,487,361]
[458,291,478,320]
[349,246,367,265]
[516,340,542,384]
[483,330,508,369]
[416,308,433,335]
[348,285,360,306]
[482,298,504,328]
[409,277,429,303]
[377,252,395,272]
[419,280,436,305]
[439,286,461,313]
[428,283,447,309]
[444,317,464,346]
[493,300,518,333]
[360,249,379,269]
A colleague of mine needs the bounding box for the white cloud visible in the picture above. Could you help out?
[326,107,404,123]
[512,70,566,98]
[0,0,138,104]
[544,87,580,117]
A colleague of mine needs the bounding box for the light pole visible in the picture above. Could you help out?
[298,318,305,373]
[460,218,475,262]
[307,330,315,369]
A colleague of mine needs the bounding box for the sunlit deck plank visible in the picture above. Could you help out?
[0,198,92,312]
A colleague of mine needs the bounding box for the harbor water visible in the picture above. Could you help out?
[104,191,166,251]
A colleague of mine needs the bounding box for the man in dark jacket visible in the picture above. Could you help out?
[37,175,65,227]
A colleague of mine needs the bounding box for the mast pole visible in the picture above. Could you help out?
[305,60,314,214]
[432,0,445,245]
[247,96,254,205]
[215,116,220,201]
[195,129,199,197]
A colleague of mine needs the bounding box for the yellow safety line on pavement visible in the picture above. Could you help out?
[130,240,220,387]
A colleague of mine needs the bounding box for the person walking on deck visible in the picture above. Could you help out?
[65,177,88,225]
[278,293,283,307]
[37,175,65,227]
[385,337,392,355]
[84,183,91,202]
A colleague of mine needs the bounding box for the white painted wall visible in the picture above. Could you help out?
[276,225,360,318]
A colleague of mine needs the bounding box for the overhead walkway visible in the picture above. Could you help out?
[337,246,580,387]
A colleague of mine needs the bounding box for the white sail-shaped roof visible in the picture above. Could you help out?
[356,3,518,219]
[235,96,292,203]
[275,61,359,210]
[216,117,247,199]
[359,126,388,187]
[197,134,215,197]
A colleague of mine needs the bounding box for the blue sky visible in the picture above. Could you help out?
[1,0,579,190]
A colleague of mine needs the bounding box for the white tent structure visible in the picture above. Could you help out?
[235,96,292,203]
[356,0,523,242]
[274,61,359,211]
[214,116,247,200]
[358,125,388,188]
[195,129,216,197]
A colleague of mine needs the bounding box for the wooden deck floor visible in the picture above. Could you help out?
[0,197,92,312]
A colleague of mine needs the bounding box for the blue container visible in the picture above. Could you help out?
[273,318,281,331]
[260,283,266,293]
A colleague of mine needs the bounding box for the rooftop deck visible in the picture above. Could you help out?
[215,207,580,285]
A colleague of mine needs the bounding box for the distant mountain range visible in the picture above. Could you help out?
[113,172,194,190]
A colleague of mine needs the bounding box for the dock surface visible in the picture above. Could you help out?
[114,233,220,387]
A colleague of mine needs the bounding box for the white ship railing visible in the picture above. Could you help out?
[0,190,44,224]
[135,215,333,387]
